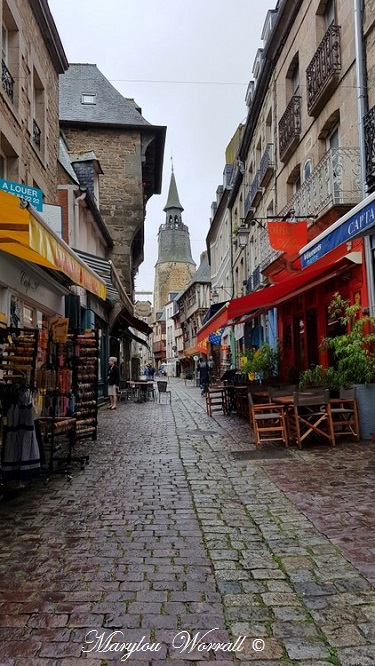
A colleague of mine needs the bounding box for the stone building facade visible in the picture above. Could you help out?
[153,169,196,314]
[59,63,166,298]
[0,0,67,199]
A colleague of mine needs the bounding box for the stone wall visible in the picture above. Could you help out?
[0,0,61,202]
[153,261,196,314]
[62,126,144,293]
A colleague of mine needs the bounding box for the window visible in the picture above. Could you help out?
[0,133,18,180]
[81,93,97,105]
[1,8,19,106]
[286,54,300,99]
[325,0,334,27]
[33,67,44,152]
[0,154,6,179]
[2,25,8,64]
[303,160,312,181]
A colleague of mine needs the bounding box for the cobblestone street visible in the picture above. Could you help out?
[1,379,375,665]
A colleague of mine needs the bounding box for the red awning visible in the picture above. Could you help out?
[197,256,358,344]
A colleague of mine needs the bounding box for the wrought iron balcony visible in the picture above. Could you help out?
[259,143,274,186]
[278,147,361,220]
[364,106,375,189]
[278,96,301,162]
[33,119,41,150]
[2,59,14,102]
[306,23,341,116]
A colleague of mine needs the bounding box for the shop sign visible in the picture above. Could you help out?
[0,178,43,212]
[301,198,375,268]
[135,300,152,317]
[19,270,40,295]
[51,317,69,342]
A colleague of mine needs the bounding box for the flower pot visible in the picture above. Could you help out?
[354,383,375,440]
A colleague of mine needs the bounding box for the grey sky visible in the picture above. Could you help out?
[49,0,270,294]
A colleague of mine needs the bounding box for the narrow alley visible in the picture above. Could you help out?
[1,380,375,666]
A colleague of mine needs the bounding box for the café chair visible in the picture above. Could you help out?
[289,389,335,448]
[247,389,288,450]
[157,380,171,404]
[205,386,227,417]
[330,387,360,441]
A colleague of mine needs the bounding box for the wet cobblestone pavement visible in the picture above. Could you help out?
[0,379,375,665]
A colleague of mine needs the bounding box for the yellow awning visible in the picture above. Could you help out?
[0,190,106,299]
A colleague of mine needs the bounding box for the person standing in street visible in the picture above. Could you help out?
[198,357,210,395]
[107,357,120,410]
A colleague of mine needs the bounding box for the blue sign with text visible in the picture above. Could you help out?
[301,198,375,268]
[0,178,43,212]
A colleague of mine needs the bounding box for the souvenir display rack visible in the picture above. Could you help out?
[38,334,78,481]
[0,328,38,386]
[0,327,40,489]
[0,324,99,491]
[72,330,99,441]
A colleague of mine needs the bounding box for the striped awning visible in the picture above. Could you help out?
[73,248,118,300]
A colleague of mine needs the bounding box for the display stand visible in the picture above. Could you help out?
[72,330,99,441]
[0,328,41,490]
[39,332,89,482]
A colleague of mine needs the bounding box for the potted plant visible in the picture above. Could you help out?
[240,343,278,383]
[320,292,375,439]
[299,364,339,392]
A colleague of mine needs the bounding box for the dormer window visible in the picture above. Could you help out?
[81,93,96,105]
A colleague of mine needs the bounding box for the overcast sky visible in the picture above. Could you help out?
[49,0,270,296]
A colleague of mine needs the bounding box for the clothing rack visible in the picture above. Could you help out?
[39,333,88,483]
[0,328,41,490]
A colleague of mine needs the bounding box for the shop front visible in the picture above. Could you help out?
[197,238,367,380]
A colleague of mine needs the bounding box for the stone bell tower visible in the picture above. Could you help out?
[153,166,196,313]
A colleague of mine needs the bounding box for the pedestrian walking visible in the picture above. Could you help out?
[107,356,120,410]
[198,357,210,395]
[208,355,216,383]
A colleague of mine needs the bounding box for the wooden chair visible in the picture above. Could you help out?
[268,385,297,402]
[330,387,360,441]
[206,386,228,417]
[289,389,335,449]
[247,389,288,450]
[157,381,171,404]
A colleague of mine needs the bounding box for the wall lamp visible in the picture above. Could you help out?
[246,209,317,230]
[211,287,233,304]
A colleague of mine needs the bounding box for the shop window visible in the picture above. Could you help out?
[23,306,34,328]
[306,308,319,366]
[293,315,305,370]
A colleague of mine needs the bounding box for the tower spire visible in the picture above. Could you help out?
[163,167,184,214]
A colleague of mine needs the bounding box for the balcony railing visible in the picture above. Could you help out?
[33,119,41,150]
[2,59,14,102]
[258,143,274,186]
[364,106,375,188]
[257,148,361,273]
[244,144,275,218]
[278,96,301,162]
[306,23,341,116]
[279,147,361,220]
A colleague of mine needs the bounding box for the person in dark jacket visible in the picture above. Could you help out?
[198,357,210,395]
[107,356,120,410]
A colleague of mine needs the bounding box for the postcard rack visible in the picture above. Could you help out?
[72,330,99,441]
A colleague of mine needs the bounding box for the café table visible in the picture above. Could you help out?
[126,380,155,402]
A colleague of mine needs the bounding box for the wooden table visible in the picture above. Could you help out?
[126,381,155,402]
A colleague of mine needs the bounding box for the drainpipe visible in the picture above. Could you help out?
[353,0,375,313]
[228,206,237,368]
[74,189,87,248]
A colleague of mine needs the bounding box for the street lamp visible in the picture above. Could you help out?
[237,227,251,248]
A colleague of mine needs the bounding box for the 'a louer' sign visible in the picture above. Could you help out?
[0,178,43,212]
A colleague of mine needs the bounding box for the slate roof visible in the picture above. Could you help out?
[58,136,79,183]
[163,171,183,212]
[189,252,211,285]
[59,63,151,126]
